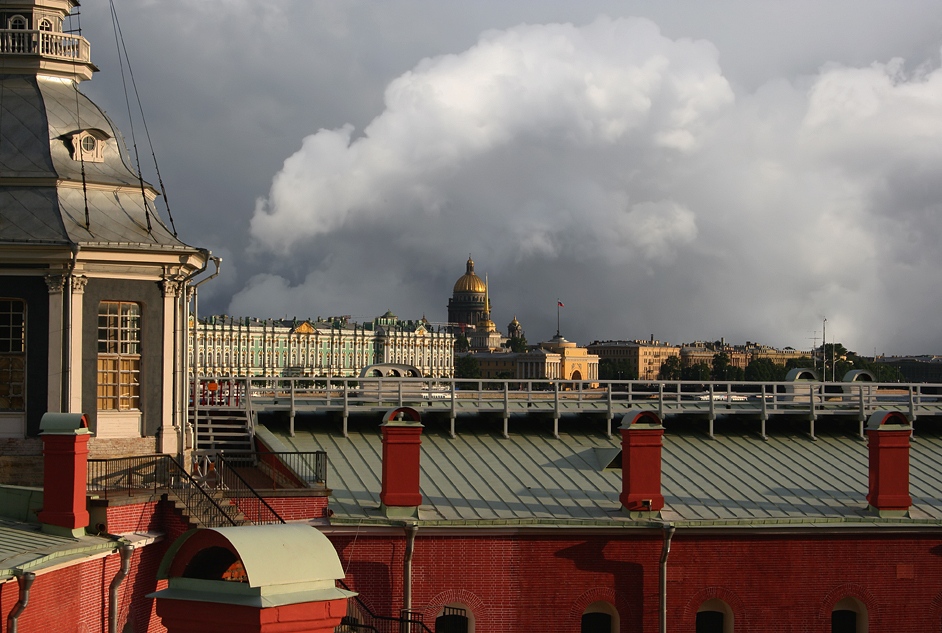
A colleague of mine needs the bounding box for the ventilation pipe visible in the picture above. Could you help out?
[7,570,36,633]
[659,523,675,633]
[109,544,134,633]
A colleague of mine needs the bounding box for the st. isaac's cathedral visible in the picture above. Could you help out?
[446,256,522,351]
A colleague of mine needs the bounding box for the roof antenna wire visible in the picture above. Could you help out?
[68,6,91,230]
[109,0,152,234]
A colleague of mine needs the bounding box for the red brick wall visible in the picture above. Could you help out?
[261,496,329,521]
[0,539,170,633]
[327,529,942,632]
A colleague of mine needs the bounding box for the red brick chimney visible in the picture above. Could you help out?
[619,411,665,515]
[37,413,91,537]
[380,407,423,516]
[866,411,912,517]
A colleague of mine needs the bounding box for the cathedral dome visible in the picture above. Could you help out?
[453,257,487,293]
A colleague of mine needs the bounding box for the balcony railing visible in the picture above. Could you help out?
[0,29,90,62]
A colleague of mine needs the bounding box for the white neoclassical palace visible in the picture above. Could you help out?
[191,311,455,379]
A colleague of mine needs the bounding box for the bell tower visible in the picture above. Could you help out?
[0,0,208,473]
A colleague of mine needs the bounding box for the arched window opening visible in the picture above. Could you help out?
[582,601,618,633]
[435,604,472,633]
[697,599,733,633]
[832,597,868,633]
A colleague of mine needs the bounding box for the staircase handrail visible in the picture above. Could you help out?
[214,453,286,525]
[164,456,240,527]
[336,580,434,633]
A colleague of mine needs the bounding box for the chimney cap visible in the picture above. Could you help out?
[381,407,423,427]
[619,410,663,430]
[39,413,91,435]
[866,410,911,431]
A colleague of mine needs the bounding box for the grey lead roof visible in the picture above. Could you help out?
[0,74,194,250]
[259,417,942,527]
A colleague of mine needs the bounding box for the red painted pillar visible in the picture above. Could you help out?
[380,407,423,509]
[866,411,912,515]
[156,597,348,633]
[37,413,91,537]
[619,411,665,514]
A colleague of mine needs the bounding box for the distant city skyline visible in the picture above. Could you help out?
[81,1,942,356]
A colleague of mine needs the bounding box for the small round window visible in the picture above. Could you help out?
[81,136,97,152]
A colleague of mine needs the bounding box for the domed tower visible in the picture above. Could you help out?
[0,1,207,458]
[447,256,488,331]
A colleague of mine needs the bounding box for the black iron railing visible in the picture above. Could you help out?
[87,454,279,527]
[336,581,435,633]
[214,453,286,525]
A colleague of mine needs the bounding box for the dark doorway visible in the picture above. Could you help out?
[832,610,856,633]
[696,611,724,633]
[436,607,468,633]
[582,612,611,633]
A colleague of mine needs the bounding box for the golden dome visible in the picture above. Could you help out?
[453,257,487,293]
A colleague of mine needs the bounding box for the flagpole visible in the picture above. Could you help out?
[556,299,560,337]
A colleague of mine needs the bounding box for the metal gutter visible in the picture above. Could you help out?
[403,522,418,617]
[659,523,675,633]
[7,570,35,633]
[108,544,133,633]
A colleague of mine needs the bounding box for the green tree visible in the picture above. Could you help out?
[454,354,480,379]
[682,362,711,381]
[600,358,638,381]
[657,356,682,381]
[745,357,783,382]
[711,352,742,381]
[454,333,470,353]
[507,335,528,353]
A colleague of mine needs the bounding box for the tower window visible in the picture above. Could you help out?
[97,301,141,411]
[0,299,26,412]
[70,130,107,163]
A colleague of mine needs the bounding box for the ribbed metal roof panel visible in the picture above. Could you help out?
[262,420,942,525]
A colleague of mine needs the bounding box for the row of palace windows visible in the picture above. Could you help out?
[579,597,868,633]
[0,298,141,414]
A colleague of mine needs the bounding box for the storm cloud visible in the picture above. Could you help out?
[81,1,942,355]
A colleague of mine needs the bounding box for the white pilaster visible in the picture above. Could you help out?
[159,277,181,454]
[68,275,87,413]
[45,274,65,412]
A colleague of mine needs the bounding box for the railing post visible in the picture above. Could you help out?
[606,383,613,438]
[450,379,457,439]
[289,378,296,438]
[760,384,768,440]
[503,382,510,439]
[553,381,560,439]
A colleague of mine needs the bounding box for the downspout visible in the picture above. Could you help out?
[180,253,219,461]
[7,570,36,633]
[403,522,418,618]
[108,544,134,633]
[659,523,675,633]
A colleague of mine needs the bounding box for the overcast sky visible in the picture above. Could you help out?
[79,1,942,356]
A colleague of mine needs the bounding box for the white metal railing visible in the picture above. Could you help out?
[190,375,942,424]
[0,29,90,62]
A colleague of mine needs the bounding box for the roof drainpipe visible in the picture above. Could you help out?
[659,523,675,633]
[402,522,418,622]
[109,544,134,633]
[7,570,36,633]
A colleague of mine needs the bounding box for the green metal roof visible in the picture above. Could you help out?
[259,416,942,528]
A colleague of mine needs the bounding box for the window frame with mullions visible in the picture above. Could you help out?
[97,301,142,411]
[0,298,26,412]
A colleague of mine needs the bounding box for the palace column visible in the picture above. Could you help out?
[160,277,182,454]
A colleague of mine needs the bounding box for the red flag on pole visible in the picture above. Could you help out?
[557,301,564,307]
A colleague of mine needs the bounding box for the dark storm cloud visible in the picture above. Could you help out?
[81,1,942,354]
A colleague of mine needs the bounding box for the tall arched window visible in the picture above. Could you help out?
[697,599,733,633]
[832,597,867,633]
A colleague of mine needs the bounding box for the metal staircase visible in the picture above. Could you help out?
[193,408,254,452]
